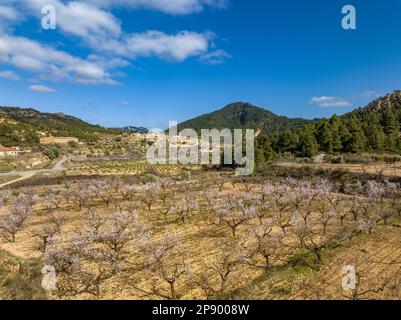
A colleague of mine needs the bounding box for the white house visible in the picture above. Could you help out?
[0,147,20,157]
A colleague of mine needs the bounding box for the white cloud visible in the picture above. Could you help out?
[310,96,351,107]
[124,31,211,61]
[0,1,229,86]
[0,70,20,80]
[0,29,219,85]
[199,49,231,65]
[0,5,21,31]
[27,0,121,38]
[120,100,129,105]
[25,2,222,63]
[11,55,46,72]
[87,0,228,15]
[0,5,19,21]
[361,90,381,99]
[30,84,56,93]
[0,34,116,84]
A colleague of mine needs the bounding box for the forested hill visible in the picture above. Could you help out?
[177,102,313,133]
[256,91,401,162]
[0,106,120,147]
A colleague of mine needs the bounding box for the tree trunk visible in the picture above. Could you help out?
[264,256,270,271]
[314,248,321,262]
[170,282,177,300]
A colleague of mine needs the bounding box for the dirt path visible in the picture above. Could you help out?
[0,157,75,189]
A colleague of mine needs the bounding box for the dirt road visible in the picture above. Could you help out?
[0,157,73,189]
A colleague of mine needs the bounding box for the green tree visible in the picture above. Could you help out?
[297,126,318,158]
[344,116,366,153]
[255,134,275,163]
[23,130,40,145]
[316,119,333,153]
[276,131,299,153]
[381,107,399,151]
[329,115,343,152]
[364,122,385,151]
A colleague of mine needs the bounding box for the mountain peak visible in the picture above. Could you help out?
[178,102,311,133]
[221,102,267,112]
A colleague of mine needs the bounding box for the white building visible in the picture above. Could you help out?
[0,147,20,157]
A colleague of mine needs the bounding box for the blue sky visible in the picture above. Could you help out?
[0,0,401,129]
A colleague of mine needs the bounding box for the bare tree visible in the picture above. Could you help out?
[120,184,137,201]
[192,241,245,299]
[42,193,62,211]
[171,197,199,223]
[72,184,93,211]
[0,214,22,242]
[0,189,12,206]
[136,183,159,211]
[31,213,65,252]
[0,200,32,242]
[135,232,190,300]
[97,209,147,261]
[357,216,376,235]
[99,187,114,208]
[159,203,173,223]
[243,222,285,271]
[290,211,311,250]
[158,190,174,206]
[212,194,256,237]
[44,208,147,297]
[44,234,120,297]
[369,181,396,226]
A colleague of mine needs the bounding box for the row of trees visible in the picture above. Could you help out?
[256,93,401,160]
[1,176,400,299]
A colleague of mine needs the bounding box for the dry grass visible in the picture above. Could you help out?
[278,161,401,177]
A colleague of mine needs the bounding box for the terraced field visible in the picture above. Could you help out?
[67,160,192,176]
[278,161,401,177]
[0,168,400,300]
[238,215,401,300]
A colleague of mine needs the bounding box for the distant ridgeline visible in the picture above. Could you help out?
[119,126,149,134]
[0,106,121,147]
[256,91,401,162]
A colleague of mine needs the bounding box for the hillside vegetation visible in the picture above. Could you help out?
[0,106,120,147]
[177,102,312,133]
[256,91,401,161]
[175,93,401,163]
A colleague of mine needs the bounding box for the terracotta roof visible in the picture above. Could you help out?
[0,148,18,152]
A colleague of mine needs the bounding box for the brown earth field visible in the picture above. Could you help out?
[0,162,400,300]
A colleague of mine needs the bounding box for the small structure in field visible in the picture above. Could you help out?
[0,147,20,157]
[313,153,326,164]
[40,136,79,145]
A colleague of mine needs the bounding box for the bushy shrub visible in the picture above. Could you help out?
[382,155,401,163]
[68,141,78,148]
[137,172,158,184]
[329,155,344,164]
[179,170,191,180]
[343,154,374,164]
[41,145,61,160]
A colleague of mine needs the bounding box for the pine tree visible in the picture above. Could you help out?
[329,115,342,152]
[255,134,274,163]
[297,126,318,158]
[276,131,299,153]
[338,121,352,153]
[345,116,367,153]
[364,121,385,151]
[381,107,399,151]
[316,119,333,153]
